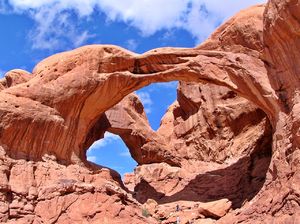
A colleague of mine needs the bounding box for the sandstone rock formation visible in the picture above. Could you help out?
[0,150,157,224]
[158,82,271,164]
[0,0,299,223]
[89,93,180,166]
[120,82,272,213]
[141,199,232,223]
[0,69,32,90]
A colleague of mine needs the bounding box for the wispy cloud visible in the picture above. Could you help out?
[0,1,10,14]
[74,31,95,48]
[0,69,6,78]
[87,156,97,163]
[3,0,266,50]
[119,151,131,157]
[28,5,93,50]
[125,39,138,51]
[87,132,119,153]
[136,91,153,113]
[155,81,178,89]
[4,1,94,50]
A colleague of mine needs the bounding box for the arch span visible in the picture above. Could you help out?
[0,1,299,222]
[0,45,279,164]
[0,4,282,165]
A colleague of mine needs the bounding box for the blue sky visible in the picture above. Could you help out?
[0,0,265,177]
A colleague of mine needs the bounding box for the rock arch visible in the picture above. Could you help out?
[0,5,278,165]
[0,1,299,223]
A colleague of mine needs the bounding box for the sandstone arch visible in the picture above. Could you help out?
[0,4,278,165]
[0,1,299,223]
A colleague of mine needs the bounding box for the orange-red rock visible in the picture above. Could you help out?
[0,153,155,223]
[0,69,32,90]
[0,1,299,223]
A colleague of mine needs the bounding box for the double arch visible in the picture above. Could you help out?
[1,45,280,166]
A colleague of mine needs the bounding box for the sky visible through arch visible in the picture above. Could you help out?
[0,0,265,177]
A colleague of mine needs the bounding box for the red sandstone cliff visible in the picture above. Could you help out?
[0,1,299,223]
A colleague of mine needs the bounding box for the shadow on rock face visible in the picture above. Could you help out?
[133,135,272,209]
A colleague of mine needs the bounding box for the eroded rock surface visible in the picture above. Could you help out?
[0,147,156,223]
[158,82,271,164]
[0,1,299,223]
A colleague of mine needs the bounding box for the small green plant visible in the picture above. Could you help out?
[142,208,150,218]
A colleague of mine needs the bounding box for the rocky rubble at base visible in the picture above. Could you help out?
[141,199,232,223]
[0,149,156,224]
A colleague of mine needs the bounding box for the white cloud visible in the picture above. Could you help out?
[87,132,119,153]
[5,0,95,50]
[0,1,10,14]
[155,81,178,89]
[98,0,266,41]
[136,91,152,113]
[98,0,188,36]
[8,0,95,16]
[0,69,6,78]
[28,5,94,50]
[74,31,95,48]
[144,108,151,114]
[125,39,138,51]
[119,151,131,157]
[87,156,97,163]
[3,0,266,49]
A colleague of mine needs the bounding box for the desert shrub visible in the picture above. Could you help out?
[141,208,150,218]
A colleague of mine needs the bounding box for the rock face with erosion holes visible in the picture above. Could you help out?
[0,1,299,223]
